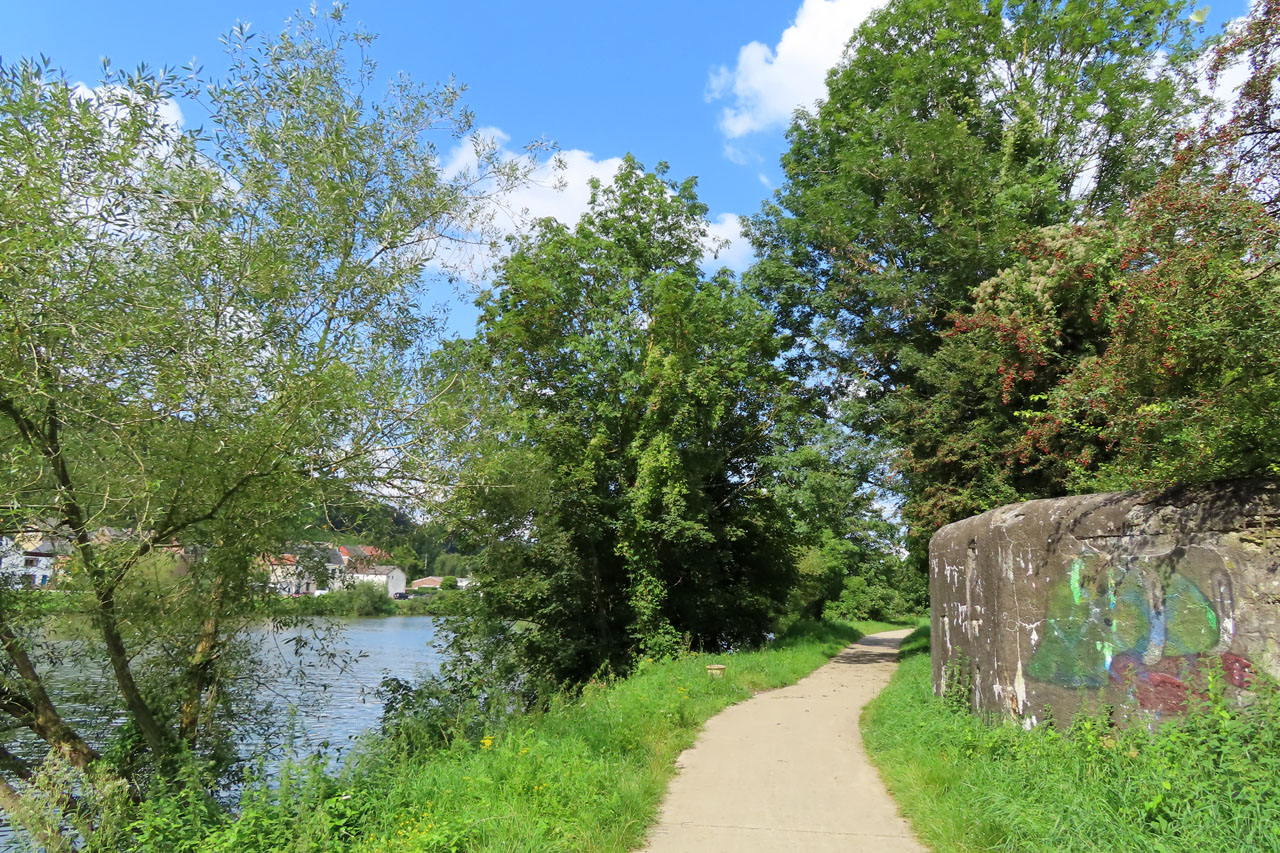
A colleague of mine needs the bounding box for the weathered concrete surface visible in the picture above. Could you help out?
[931,479,1280,723]
[641,630,925,853]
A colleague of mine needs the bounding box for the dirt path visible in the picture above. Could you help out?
[641,629,925,852]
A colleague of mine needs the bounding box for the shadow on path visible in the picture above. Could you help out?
[642,629,926,852]
[829,647,900,666]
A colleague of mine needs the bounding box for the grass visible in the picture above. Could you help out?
[125,618,907,852]
[861,626,1280,852]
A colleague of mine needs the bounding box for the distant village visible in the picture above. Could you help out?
[0,529,468,598]
[263,542,471,598]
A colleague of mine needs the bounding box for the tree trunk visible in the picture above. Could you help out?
[0,623,100,770]
[180,578,225,746]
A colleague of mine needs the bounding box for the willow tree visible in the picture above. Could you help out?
[0,6,535,846]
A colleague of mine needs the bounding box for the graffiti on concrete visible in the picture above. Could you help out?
[1027,551,1253,712]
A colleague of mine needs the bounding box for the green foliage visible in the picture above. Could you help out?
[429,156,805,684]
[439,576,459,591]
[924,3,1280,495]
[392,592,456,616]
[749,0,1205,558]
[430,552,464,578]
[390,546,421,574]
[823,574,910,624]
[123,619,886,852]
[0,6,540,844]
[277,583,396,618]
[863,629,1280,851]
[768,402,912,622]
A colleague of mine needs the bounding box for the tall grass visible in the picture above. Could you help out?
[120,619,903,852]
[862,626,1280,852]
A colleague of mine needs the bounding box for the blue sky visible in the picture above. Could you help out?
[2,0,1252,323]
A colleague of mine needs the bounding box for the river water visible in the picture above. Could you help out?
[1,616,442,848]
[253,615,444,763]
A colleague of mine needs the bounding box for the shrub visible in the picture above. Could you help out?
[275,582,395,617]
[822,575,908,623]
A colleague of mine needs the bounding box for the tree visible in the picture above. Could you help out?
[429,157,803,684]
[748,0,1205,559]
[0,6,535,845]
[766,403,916,620]
[940,0,1280,492]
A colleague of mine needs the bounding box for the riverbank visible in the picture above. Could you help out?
[861,626,1280,851]
[13,587,460,621]
[122,618,907,852]
[271,585,461,618]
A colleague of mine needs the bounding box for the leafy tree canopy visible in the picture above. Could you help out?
[934,1,1280,498]
[748,0,1207,558]
[429,156,809,684]
[0,5,536,845]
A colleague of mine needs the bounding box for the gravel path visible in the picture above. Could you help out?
[641,629,926,852]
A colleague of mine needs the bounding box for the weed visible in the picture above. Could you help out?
[862,627,1280,852]
[118,619,901,851]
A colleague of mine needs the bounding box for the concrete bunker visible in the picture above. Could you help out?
[930,479,1280,722]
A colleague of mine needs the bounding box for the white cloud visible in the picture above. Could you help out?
[707,0,885,139]
[722,143,755,166]
[430,128,625,279]
[440,130,754,274]
[443,126,625,233]
[503,147,626,231]
[703,213,756,272]
[71,82,184,135]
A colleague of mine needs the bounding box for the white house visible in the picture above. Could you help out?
[264,544,345,595]
[265,543,407,597]
[266,555,319,595]
[333,564,406,597]
[0,533,67,588]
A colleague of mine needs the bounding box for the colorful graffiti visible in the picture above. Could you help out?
[1027,552,1253,712]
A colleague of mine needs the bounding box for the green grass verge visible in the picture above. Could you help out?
[862,626,1280,852]
[132,618,904,852]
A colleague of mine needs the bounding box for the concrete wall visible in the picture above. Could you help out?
[930,480,1280,723]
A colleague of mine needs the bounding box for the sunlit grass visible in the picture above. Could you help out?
[130,619,906,852]
[862,626,1280,852]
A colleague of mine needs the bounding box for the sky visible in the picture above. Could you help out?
[2,0,1252,328]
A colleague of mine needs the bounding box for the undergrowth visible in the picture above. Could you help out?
[115,618,904,852]
[862,626,1280,852]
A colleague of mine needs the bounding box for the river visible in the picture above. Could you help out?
[244,615,444,766]
[1,616,443,848]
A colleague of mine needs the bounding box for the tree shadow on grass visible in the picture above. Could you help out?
[896,625,931,661]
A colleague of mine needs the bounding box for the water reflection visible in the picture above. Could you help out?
[253,616,442,765]
[0,616,441,847]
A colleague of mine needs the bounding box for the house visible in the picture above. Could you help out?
[336,544,393,569]
[333,564,406,597]
[265,554,317,595]
[265,543,408,597]
[264,544,345,595]
[0,532,70,588]
[409,575,471,591]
